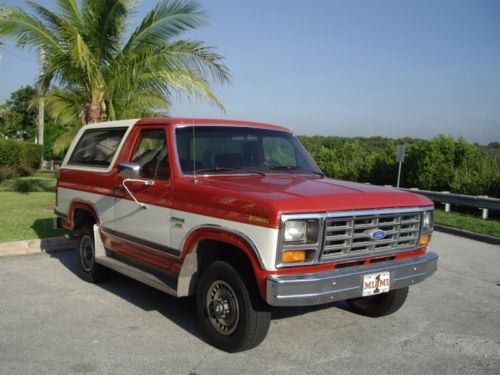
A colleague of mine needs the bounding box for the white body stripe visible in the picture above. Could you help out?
[57,187,278,270]
[112,195,172,249]
[58,187,114,227]
[170,209,279,270]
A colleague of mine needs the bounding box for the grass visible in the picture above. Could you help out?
[434,209,500,238]
[0,172,67,242]
[0,171,57,192]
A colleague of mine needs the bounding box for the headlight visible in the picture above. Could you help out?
[418,210,433,247]
[283,219,319,244]
[422,211,433,232]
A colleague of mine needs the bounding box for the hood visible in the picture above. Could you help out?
[172,175,433,227]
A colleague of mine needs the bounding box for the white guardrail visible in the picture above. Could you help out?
[399,188,500,220]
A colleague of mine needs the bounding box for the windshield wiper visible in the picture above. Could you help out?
[195,167,238,174]
[195,167,265,176]
[269,166,324,177]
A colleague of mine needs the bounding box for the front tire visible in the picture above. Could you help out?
[347,287,409,317]
[196,261,271,352]
[76,225,110,283]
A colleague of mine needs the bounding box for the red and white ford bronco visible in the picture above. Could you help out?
[55,117,438,352]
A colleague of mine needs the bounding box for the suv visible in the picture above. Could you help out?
[55,117,438,352]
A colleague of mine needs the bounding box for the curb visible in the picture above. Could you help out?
[435,225,500,245]
[0,236,75,257]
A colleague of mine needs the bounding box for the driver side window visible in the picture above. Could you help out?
[132,129,170,180]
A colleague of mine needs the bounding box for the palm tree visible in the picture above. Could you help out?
[0,0,230,128]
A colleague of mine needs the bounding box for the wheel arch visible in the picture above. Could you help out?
[177,226,270,301]
[69,200,100,230]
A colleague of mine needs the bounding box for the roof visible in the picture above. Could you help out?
[78,117,291,133]
[136,117,291,132]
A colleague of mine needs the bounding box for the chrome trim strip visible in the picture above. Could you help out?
[266,252,438,306]
[325,206,434,218]
[280,206,433,222]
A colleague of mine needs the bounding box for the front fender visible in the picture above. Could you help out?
[178,226,273,299]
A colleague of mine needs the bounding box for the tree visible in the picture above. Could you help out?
[0,0,230,129]
[0,85,37,141]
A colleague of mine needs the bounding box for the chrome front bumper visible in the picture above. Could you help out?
[266,252,438,306]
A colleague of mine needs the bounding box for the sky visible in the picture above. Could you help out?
[0,0,499,144]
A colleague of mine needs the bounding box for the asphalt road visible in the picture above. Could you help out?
[0,232,499,375]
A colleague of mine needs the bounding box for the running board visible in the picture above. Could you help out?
[95,256,178,297]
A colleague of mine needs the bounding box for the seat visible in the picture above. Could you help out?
[214,153,247,168]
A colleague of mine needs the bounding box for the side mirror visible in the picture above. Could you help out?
[118,162,140,178]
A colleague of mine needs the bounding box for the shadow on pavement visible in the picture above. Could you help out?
[271,300,349,320]
[47,249,353,340]
[48,249,202,340]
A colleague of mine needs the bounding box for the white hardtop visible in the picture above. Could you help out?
[79,119,139,131]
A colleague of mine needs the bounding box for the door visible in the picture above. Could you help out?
[110,128,176,258]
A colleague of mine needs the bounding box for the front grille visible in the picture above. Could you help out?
[321,211,421,261]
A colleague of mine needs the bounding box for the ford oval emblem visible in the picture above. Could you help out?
[370,229,386,240]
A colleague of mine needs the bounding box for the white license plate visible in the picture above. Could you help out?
[362,272,390,296]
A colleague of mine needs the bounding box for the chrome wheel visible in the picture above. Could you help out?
[79,235,94,272]
[206,280,240,335]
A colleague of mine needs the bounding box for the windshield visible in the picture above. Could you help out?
[175,126,323,176]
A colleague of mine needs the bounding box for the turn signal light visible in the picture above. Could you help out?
[282,250,306,263]
[418,234,430,246]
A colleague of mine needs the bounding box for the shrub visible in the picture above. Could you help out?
[12,178,43,193]
[0,139,43,172]
[16,164,35,177]
[0,139,21,166]
[0,166,17,182]
[20,142,43,169]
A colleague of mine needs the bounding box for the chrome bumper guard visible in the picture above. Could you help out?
[266,252,438,307]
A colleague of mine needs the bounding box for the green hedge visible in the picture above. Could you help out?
[299,135,500,198]
[0,139,43,169]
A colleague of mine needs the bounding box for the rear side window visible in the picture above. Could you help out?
[68,128,127,168]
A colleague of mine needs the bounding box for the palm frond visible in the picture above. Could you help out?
[44,87,85,125]
[164,40,231,85]
[83,0,130,63]
[55,0,82,27]
[52,127,79,154]
[124,0,205,50]
[0,5,63,52]
[150,69,225,111]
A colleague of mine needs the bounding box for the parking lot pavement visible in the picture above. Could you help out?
[0,232,499,375]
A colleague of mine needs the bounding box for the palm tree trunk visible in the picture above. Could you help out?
[84,95,106,124]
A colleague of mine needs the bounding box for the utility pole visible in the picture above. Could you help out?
[37,48,45,163]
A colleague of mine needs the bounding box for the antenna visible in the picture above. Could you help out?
[192,119,197,183]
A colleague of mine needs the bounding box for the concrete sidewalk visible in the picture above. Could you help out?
[0,236,75,257]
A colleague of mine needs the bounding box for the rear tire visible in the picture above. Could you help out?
[76,225,110,283]
[347,287,409,317]
[196,261,271,352]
